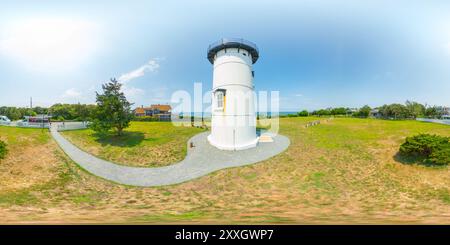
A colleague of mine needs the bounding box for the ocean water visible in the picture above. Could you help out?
[179,111,298,118]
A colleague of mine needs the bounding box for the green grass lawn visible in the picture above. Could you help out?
[0,118,450,224]
[60,122,205,167]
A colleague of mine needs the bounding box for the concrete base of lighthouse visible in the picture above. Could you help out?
[207,134,259,151]
[207,114,259,151]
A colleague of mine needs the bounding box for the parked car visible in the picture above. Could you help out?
[0,115,11,125]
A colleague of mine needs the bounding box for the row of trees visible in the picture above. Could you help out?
[49,103,97,121]
[295,101,448,119]
[295,107,367,117]
[0,79,133,136]
[295,106,371,117]
[0,104,97,121]
[0,106,47,120]
[375,101,446,119]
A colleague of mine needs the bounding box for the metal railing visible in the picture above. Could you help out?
[207,38,259,53]
[56,122,89,131]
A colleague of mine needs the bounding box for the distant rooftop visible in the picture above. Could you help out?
[135,104,172,113]
[207,38,259,64]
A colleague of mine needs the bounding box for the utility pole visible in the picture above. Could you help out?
[30,97,33,109]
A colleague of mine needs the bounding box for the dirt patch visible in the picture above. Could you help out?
[0,139,61,192]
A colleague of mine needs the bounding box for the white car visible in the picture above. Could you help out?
[0,115,11,125]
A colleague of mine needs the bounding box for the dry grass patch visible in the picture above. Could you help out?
[0,127,62,192]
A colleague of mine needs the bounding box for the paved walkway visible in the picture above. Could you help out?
[50,125,290,187]
[416,118,450,125]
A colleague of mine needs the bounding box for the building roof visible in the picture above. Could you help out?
[150,104,171,111]
[134,107,146,114]
[207,38,259,64]
[134,104,172,113]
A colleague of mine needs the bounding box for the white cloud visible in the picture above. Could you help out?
[118,59,160,83]
[294,93,303,97]
[0,17,101,72]
[59,86,97,104]
[116,58,163,104]
[62,88,82,98]
[128,85,170,107]
[122,86,145,97]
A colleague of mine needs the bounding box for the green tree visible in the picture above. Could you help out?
[49,104,75,120]
[91,78,133,136]
[405,100,425,119]
[313,109,331,117]
[74,103,93,122]
[25,109,37,117]
[355,105,371,118]
[393,104,408,119]
[379,103,408,119]
[331,107,347,116]
[297,110,309,117]
[33,106,48,115]
[425,105,445,119]
[0,107,21,120]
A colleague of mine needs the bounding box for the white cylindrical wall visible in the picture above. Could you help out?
[208,47,258,150]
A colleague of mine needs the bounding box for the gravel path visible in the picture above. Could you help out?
[50,125,290,187]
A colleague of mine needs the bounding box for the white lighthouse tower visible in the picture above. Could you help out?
[207,38,259,150]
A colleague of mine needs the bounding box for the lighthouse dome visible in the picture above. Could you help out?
[207,38,259,64]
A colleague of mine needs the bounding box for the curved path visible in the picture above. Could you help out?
[50,125,290,187]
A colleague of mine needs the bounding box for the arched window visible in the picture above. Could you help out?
[217,91,224,108]
[214,89,226,110]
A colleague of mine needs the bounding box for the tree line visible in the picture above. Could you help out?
[0,104,97,121]
[1,99,447,123]
[0,78,133,136]
[293,101,448,119]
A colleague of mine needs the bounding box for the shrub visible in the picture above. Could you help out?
[399,134,450,165]
[132,116,161,122]
[298,110,309,117]
[0,140,7,160]
[429,147,450,166]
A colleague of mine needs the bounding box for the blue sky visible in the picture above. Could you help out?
[0,0,449,111]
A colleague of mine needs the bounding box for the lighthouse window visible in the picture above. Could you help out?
[216,92,224,109]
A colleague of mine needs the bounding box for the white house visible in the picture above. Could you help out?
[207,38,259,150]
